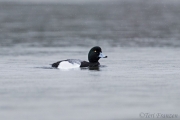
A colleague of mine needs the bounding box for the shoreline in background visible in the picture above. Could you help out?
[0,0,180,5]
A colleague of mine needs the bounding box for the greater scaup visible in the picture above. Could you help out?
[51,46,107,69]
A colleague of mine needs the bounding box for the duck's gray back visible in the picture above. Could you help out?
[67,59,82,65]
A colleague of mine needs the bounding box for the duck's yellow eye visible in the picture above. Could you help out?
[94,50,96,52]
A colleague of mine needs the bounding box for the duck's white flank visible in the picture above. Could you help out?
[58,61,80,69]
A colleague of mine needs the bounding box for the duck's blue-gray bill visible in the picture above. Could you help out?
[99,52,107,58]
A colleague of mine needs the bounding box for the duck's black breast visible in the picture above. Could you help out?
[80,61,90,67]
[89,62,100,67]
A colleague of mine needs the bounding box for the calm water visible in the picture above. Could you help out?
[0,1,180,120]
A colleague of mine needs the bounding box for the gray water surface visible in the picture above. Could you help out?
[0,1,180,120]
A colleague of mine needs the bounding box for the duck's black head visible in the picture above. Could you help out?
[88,46,107,63]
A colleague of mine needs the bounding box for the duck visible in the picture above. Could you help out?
[51,46,107,69]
